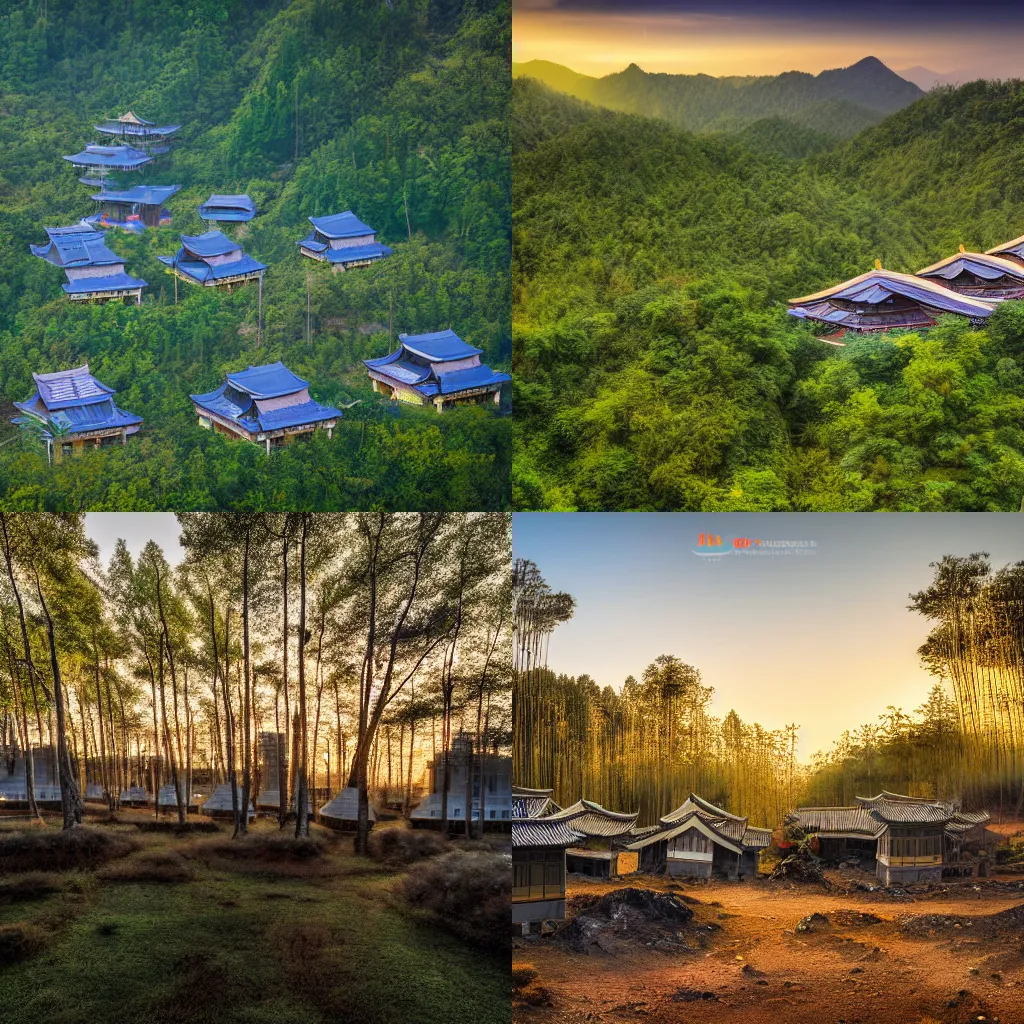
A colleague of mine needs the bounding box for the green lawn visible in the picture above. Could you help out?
[0,819,508,1024]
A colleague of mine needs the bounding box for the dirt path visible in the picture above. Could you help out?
[514,874,1024,1024]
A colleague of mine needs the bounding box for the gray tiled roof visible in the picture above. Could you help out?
[512,817,583,848]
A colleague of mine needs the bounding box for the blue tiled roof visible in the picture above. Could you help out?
[398,329,482,362]
[227,362,308,398]
[30,227,121,269]
[14,394,142,434]
[322,242,391,264]
[436,364,510,395]
[63,145,152,169]
[199,195,256,221]
[363,352,431,385]
[32,365,114,410]
[62,272,147,295]
[309,211,375,238]
[159,252,266,283]
[257,400,339,431]
[179,231,239,258]
[91,184,181,206]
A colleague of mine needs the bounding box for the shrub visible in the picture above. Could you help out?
[0,923,48,964]
[403,850,511,953]
[97,850,196,884]
[0,828,136,872]
[367,827,448,866]
[512,964,538,991]
[135,821,221,834]
[200,834,326,861]
[0,871,63,902]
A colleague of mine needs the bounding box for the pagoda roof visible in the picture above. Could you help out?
[917,250,1024,282]
[227,362,308,399]
[855,792,956,824]
[63,145,152,169]
[986,233,1024,260]
[308,210,375,238]
[435,364,510,395]
[661,793,746,827]
[90,184,181,206]
[62,271,147,295]
[298,236,391,263]
[513,817,584,849]
[788,806,886,839]
[547,799,638,838]
[789,268,996,318]
[179,230,240,258]
[158,253,266,284]
[199,194,257,221]
[31,365,115,410]
[114,110,154,126]
[30,227,121,268]
[398,329,482,362]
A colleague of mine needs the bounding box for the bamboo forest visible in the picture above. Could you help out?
[0,512,511,1024]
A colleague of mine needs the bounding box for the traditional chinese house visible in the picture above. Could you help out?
[63,144,152,187]
[93,111,180,155]
[544,799,639,879]
[788,266,996,345]
[363,329,510,411]
[512,785,560,819]
[986,233,1024,268]
[12,365,142,463]
[917,246,1024,300]
[297,211,391,269]
[513,816,583,934]
[790,792,994,886]
[88,184,180,231]
[199,194,257,223]
[30,224,147,304]
[624,794,772,880]
[159,230,266,290]
[319,787,377,830]
[190,361,341,452]
[410,733,513,829]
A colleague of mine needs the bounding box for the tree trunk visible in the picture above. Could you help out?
[295,516,310,838]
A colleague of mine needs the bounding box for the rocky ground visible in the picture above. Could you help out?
[513,867,1024,1024]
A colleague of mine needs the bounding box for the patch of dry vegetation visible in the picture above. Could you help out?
[0,872,65,903]
[97,850,196,884]
[0,922,48,965]
[0,827,136,872]
[367,826,449,866]
[404,849,511,953]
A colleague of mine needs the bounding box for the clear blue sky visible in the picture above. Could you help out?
[513,513,1024,759]
[85,513,182,567]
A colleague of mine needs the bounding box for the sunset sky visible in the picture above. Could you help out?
[512,0,1024,80]
[512,513,1024,760]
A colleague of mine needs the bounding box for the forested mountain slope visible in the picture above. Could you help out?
[512,56,923,139]
[512,78,1024,512]
[0,0,510,510]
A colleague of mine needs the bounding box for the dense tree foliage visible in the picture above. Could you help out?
[513,78,1024,511]
[0,0,511,510]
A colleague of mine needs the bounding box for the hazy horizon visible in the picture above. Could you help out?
[512,513,1024,762]
[513,0,1024,80]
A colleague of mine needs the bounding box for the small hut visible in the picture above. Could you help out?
[88,184,180,231]
[0,747,63,806]
[85,783,106,803]
[512,816,582,934]
[199,782,255,820]
[319,787,377,831]
[93,111,180,155]
[297,211,391,269]
[119,785,150,806]
[159,230,265,290]
[190,361,341,452]
[30,224,147,303]
[156,784,201,812]
[12,364,142,463]
[364,329,509,411]
[546,799,639,879]
[63,144,152,187]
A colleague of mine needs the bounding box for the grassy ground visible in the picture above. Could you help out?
[0,813,508,1024]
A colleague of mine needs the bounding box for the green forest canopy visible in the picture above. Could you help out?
[0,0,511,510]
[513,77,1024,512]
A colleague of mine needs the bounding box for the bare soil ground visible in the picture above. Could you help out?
[514,868,1024,1024]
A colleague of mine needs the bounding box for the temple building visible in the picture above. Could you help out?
[917,246,1024,301]
[12,364,142,462]
[88,184,180,231]
[93,111,180,155]
[513,816,583,934]
[199,194,257,223]
[789,792,994,886]
[363,329,510,411]
[624,793,772,880]
[159,230,266,290]
[545,799,639,879]
[986,233,1024,268]
[190,361,341,452]
[410,733,512,828]
[297,211,392,270]
[30,224,147,304]
[63,144,152,187]
[788,265,996,345]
